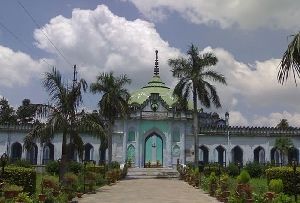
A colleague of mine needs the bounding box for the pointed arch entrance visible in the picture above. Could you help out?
[144,133,163,167]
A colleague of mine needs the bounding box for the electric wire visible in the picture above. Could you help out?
[17,0,73,67]
[0,20,53,68]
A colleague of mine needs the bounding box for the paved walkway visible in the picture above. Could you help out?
[77,179,218,203]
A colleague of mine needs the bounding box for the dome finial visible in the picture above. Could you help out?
[154,50,159,76]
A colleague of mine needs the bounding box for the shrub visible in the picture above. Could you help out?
[108,161,120,169]
[226,163,240,177]
[15,192,33,203]
[3,184,23,192]
[208,172,218,196]
[4,166,36,194]
[86,165,106,174]
[42,175,59,190]
[237,170,250,184]
[269,179,283,194]
[68,161,83,174]
[244,162,265,178]
[45,161,59,175]
[203,166,224,176]
[10,159,32,168]
[273,193,295,203]
[265,166,300,195]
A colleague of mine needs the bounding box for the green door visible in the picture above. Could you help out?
[145,134,163,166]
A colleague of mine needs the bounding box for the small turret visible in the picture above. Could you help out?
[225,112,229,126]
[154,50,159,76]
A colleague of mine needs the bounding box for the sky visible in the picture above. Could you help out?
[0,0,300,127]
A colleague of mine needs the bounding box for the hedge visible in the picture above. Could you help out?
[265,166,300,195]
[86,165,106,174]
[3,166,36,194]
[203,166,225,176]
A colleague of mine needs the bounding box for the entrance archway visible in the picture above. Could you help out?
[144,133,163,167]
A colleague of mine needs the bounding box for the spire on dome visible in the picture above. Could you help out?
[154,50,159,76]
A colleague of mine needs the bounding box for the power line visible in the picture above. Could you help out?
[17,0,73,67]
[0,20,53,67]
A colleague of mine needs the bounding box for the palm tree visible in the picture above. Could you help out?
[169,44,227,167]
[274,137,293,165]
[24,68,106,180]
[90,72,131,164]
[278,32,300,84]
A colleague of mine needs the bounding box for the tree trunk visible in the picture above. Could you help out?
[193,86,199,168]
[59,132,68,181]
[107,122,113,164]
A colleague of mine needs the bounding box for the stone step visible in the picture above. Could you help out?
[126,168,179,179]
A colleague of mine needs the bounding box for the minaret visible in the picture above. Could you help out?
[154,50,159,76]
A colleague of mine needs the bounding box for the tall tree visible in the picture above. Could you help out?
[276,119,290,129]
[16,99,37,124]
[0,97,17,125]
[168,44,227,167]
[90,72,131,164]
[24,68,106,180]
[278,32,300,84]
[274,137,293,164]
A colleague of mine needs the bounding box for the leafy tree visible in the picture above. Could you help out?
[16,99,37,124]
[274,137,293,164]
[90,72,131,163]
[24,68,106,180]
[276,119,289,129]
[0,97,17,124]
[278,32,300,84]
[168,44,227,167]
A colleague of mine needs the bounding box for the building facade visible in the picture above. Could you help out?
[0,52,300,167]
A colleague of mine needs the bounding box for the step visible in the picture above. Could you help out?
[126,168,179,179]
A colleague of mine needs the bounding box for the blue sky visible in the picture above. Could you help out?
[0,0,300,127]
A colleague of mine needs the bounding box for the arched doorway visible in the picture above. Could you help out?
[216,145,226,166]
[232,146,243,165]
[26,143,38,165]
[11,142,22,162]
[254,146,265,164]
[271,148,281,165]
[144,133,163,167]
[43,142,54,164]
[127,144,135,164]
[288,147,299,164]
[199,145,209,164]
[84,143,94,161]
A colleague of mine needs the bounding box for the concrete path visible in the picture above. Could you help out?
[77,179,218,203]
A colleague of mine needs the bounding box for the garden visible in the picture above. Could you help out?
[0,158,127,203]
[178,162,300,203]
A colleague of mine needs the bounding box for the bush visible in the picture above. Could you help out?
[68,161,83,174]
[237,170,250,184]
[86,165,106,174]
[45,161,59,175]
[203,166,224,176]
[265,166,300,195]
[15,192,33,203]
[244,162,265,178]
[226,163,240,177]
[108,161,120,169]
[4,166,36,194]
[42,175,59,190]
[10,159,32,168]
[269,179,283,194]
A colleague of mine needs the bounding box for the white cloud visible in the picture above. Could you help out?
[252,111,300,127]
[33,5,181,89]
[0,45,50,87]
[229,111,249,126]
[124,0,300,30]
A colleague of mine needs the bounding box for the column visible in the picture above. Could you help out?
[122,121,127,164]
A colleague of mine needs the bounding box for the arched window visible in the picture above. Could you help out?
[127,144,135,163]
[199,145,209,164]
[11,142,22,162]
[254,146,265,164]
[288,147,299,164]
[271,148,281,165]
[84,143,94,161]
[172,145,180,157]
[216,145,226,166]
[128,129,135,142]
[26,143,38,165]
[232,146,243,165]
[172,127,180,142]
[43,143,54,164]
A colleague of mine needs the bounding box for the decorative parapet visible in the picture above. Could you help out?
[199,126,300,137]
[0,124,34,132]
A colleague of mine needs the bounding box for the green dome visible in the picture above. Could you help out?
[129,76,176,107]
